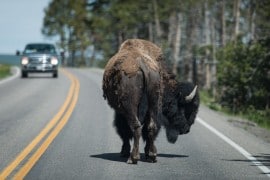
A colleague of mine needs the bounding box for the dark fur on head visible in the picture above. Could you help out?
[162,78,199,143]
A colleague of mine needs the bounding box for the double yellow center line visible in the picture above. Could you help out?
[0,69,80,180]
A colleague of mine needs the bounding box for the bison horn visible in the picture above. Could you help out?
[185,85,197,102]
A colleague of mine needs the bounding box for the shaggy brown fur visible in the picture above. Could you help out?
[103,39,162,78]
[102,39,199,164]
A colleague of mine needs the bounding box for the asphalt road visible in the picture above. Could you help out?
[0,68,269,180]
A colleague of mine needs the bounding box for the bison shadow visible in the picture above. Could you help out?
[90,153,188,163]
[222,153,270,175]
[90,153,126,162]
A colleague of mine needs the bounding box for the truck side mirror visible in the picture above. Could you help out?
[16,50,20,56]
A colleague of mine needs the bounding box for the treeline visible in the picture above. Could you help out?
[42,0,270,121]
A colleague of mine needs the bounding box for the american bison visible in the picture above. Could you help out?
[102,39,199,164]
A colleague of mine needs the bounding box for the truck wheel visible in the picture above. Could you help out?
[21,71,28,78]
[53,71,58,78]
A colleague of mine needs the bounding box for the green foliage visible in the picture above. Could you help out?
[200,90,222,111]
[216,38,270,122]
[201,89,270,129]
[255,1,270,38]
[0,65,11,79]
[41,0,270,128]
[243,106,270,129]
[43,0,91,65]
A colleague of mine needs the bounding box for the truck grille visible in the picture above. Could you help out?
[28,57,50,64]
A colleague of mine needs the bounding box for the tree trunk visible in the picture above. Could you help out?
[168,12,175,47]
[152,0,162,44]
[232,0,241,42]
[71,50,75,67]
[204,2,211,45]
[80,47,85,66]
[205,49,211,89]
[89,45,96,67]
[185,6,200,83]
[248,0,256,42]
[172,13,182,75]
[220,0,226,47]
[202,2,211,89]
[148,4,154,42]
[60,35,66,66]
[210,15,217,97]
[118,31,124,47]
[148,22,153,42]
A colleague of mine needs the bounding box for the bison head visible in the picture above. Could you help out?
[163,82,199,143]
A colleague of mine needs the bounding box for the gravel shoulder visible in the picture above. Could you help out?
[202,104,270,144]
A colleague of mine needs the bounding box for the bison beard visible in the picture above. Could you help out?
[102,39,199,164]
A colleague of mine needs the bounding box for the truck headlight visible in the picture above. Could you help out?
[21,57,29,65]
[51,57,58,65]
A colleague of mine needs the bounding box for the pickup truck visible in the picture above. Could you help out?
[20,43,59,78]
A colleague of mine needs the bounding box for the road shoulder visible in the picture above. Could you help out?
[199,104,270,144]
[0,66,20,85]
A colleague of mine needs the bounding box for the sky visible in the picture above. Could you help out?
[0,0,55,54]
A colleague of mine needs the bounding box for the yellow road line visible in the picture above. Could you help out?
[0,69,78,180]
[14,74,80,179]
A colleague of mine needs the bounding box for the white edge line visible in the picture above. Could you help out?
[197,117,270,178]
[0,66,20,85]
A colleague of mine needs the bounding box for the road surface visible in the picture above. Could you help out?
[0,68,269,179]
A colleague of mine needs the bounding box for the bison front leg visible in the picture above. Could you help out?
[127,119,141,164]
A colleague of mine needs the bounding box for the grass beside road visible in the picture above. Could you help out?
[0,64,11,79]
[200,90,270,130]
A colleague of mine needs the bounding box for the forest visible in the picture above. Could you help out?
[42,0,270,128]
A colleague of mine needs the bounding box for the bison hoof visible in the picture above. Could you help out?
[145,155,157,163]
[127,157,138,164]
[120,145,131,158]
[127,154,140,164]
[120,151,130,158]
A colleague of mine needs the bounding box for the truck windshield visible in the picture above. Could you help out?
[24,44,56,54]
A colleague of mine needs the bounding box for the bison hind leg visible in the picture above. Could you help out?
[142,114,160,163]
[114,112,132,157]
